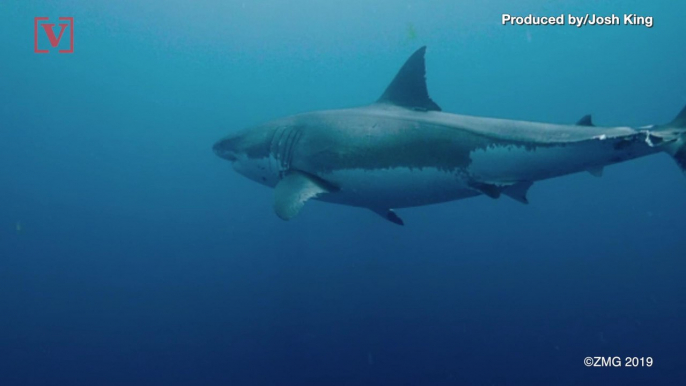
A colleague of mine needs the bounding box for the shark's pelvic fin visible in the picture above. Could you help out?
[470,180,533,203]
[274,171,334,221]
[587,166,604,177]
[576,114,594,127]
[469,181,501,199]
[370,208,404,226]
[376,46,442,112]
[502,181,533,204]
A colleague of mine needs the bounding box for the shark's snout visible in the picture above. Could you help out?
[213,137,238,162]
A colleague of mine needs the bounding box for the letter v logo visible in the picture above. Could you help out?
[42,23,68,47]
[34,17,74,53]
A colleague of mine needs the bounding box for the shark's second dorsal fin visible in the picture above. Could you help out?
[376,46,441,112]
[576,114,594,127]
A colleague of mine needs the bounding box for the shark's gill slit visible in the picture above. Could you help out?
[266,127,280,175]
[286,129,303,172]
[279,127,298,171]
[270,126,289,174]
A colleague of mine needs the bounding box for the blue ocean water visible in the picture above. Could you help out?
[2,1,686,385]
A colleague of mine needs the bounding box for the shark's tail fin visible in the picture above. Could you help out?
[664,104,686,175]
[668,138,686,175]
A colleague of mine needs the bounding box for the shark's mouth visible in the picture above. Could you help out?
[212,140,237,161]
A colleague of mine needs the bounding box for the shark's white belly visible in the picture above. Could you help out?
[312,138,656,209]
[467,144,590,182]
[317,167,477,208]
[466,139,650,183]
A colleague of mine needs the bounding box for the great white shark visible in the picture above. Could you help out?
[214,47,686,225]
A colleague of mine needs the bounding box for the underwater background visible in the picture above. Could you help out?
[2,1,686,385]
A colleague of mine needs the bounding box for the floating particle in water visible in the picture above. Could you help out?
[406,23,417,43]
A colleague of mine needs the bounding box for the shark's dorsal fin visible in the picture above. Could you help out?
[576,114,594,127]
[377,46,441,112]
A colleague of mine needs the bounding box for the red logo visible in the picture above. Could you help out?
[34,17,74,53]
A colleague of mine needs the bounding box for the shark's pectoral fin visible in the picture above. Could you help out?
[273,171,335,221]
[370,208,405,226]
[502,181,534,204]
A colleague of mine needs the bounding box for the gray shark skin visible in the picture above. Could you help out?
[214,47,686,225]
